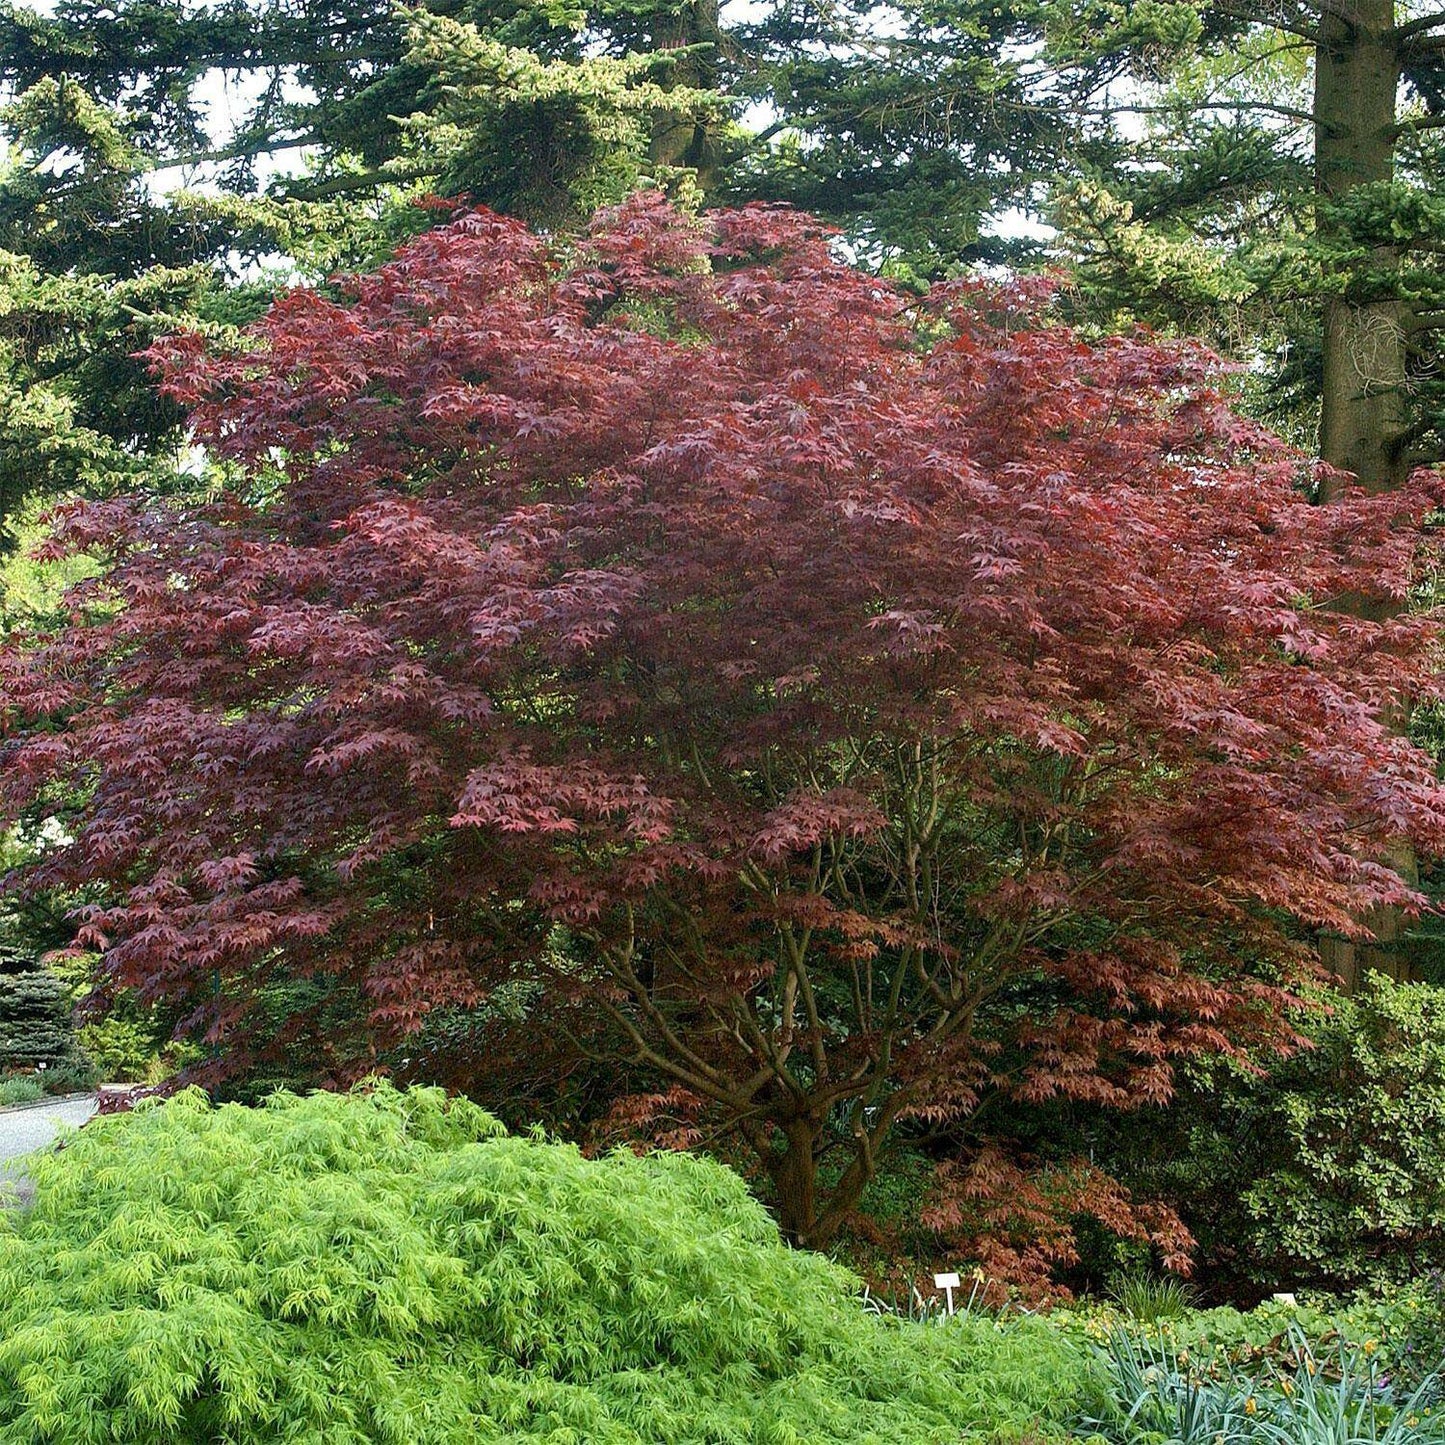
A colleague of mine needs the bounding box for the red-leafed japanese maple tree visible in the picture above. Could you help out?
[5,195,1445,1265]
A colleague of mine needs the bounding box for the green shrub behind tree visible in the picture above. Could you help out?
[1083,975,1445,1298]
[0,1083,1087,1444]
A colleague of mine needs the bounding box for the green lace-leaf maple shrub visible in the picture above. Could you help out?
[0,1083,1085,1444]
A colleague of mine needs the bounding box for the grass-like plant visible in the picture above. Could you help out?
[1086,1323,1445,1445]
[1107,1270,1199,1323]
[0,1082,1086,1443]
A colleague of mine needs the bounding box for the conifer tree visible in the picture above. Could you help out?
[0,923,81,1074]
[1048,0,1445,484]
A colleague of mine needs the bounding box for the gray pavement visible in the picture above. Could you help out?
[0,1093,97,1206]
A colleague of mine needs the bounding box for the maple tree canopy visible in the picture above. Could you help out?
[5,196,1445,1286]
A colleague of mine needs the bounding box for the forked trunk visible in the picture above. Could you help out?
[766,1117,877,1251]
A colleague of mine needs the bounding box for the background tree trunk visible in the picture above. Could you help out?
[647,0,722,191]
[1316,0,1408,497]
[1315,0,1415,985]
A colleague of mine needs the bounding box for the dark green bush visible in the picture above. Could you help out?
[1238,978,1445,1290]
[0,970,84,1075]
[0,1083,1087,1444]
[1077,975,1445,1298]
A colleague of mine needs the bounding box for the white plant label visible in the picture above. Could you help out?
[933,1272,960,1315]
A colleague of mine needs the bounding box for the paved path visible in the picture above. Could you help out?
[0,1094,97,1205]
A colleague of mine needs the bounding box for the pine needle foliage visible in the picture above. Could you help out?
[0,1083,1084,1444]
[0,930,83,1075]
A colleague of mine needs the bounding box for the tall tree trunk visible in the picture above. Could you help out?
[1314,0,1415,986]
[647,0,722,193]
[1316,0,1408,498]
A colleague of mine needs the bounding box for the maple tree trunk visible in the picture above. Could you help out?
[766,1117,876,1250]
[1315,0,1414,986]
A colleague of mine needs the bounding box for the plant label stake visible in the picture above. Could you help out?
[933,1271,960,1316]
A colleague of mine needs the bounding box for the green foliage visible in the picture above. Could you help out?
[0,969,72,1071]
[0,1076,42,1106]
[1230,979,1445,1292]
[1077,975,1445,1298]
[72,1016,173,1084]
[42,951,194,1086]
[1084,1323,1445,1445]
[0,1083,1089,1443]
[0,249,200,534]
[0,925,86,1076]
[1107,1270,1199,1324]
[1162,1290,1445,1397]
[401,12,718,229]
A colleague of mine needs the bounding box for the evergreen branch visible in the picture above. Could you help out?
[1215,2,1320,41]
[277,164,432,199]
[1083,99,1322,128]
[1391,113,1445,135]
[146,133,320,174]
[1394,8,1445,40]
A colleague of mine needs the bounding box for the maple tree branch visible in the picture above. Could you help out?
[780,922,829,1083]
[593,914,736,1095]
[579,974,775,1117]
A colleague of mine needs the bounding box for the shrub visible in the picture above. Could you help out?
[1106,1270,1198,1323]
[75,1015,190,1084]
[0,1076,43,1107]
[0,924,89,1080]
[0,1082,1087,1444]
[1074,974,1445,1297]
[0,967,79,1075]
[1237,978,1445,1290]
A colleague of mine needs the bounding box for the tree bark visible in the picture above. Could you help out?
[766,1114,879,1250]
[647,0,722,193]
[1316,0,1408,498]
[1314,0,1415,984]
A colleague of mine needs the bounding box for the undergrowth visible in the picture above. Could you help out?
[0,1083,1085,1444]
[0,1077,43,1108]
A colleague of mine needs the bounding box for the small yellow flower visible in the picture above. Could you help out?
[1364,1340,1378,1355]
[1245,1398,1258,1416]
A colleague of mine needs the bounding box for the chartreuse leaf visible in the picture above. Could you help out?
[0,1083,1087,1443]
